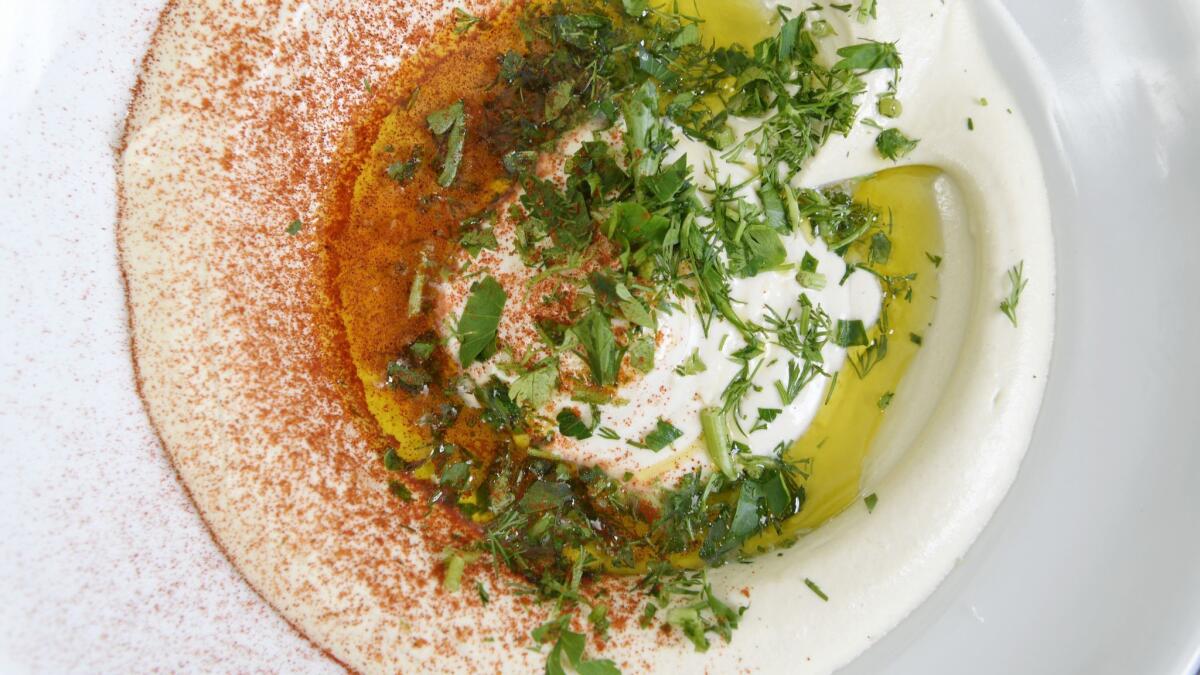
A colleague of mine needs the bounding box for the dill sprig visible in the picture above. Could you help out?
[1000,261,1028,327]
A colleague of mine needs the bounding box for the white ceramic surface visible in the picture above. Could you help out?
[1,1,1197,673]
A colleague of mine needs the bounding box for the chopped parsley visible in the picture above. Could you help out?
[452,8,481,35]
[675,350,707,376]
[638,419,683,452]
[572,307,620,387]
[510,363,558,409]
[876,127,919,160]
[426,100,466,187]
[455,275,506,366]
[386,146,422,184]
[557,408,592,440]
[877,391,894,410]
[864,492,879,513]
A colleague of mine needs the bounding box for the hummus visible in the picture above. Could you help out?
[117,0,1053,672]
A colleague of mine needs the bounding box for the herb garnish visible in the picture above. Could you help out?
[452,8,481,35]
[637,419,683,452]
[573,307,620,387]
[804,577,829,601]
[1000,261,1028,327]
[876,127,919,160]
[427,100,467,187]
[386,146,423,184]
[456,275,506,365]
[864,492,878,513]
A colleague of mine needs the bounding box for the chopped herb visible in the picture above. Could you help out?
[796,252,827,290]
[699,407,734,479]
[543,626,621,675]
[388,479,414,502]
[877,95,902,118]
[456,275,506,366]
[619,297,657,330]
[675,350,707,376]
[459,222,498,256]
[476,581,490,605]
[876,128,919,160]
[857,0,878,23]
[426,100,466,187]
[833,41,901,72]
[285,219,303,235]
[864,492,878,513]
[877,391,894,410]
[573,307,620,387]
[925,252,943,267]
[757,408,781,422]
[386,146,423,184]
[382,447,404,471]
[588,603,610,637]
[510,364,558,409]
[557,409,592,440]
[825,371,839,405]
[628,334,656,374]
[909,332,924,346]
[804,578,829,601]
[868,232,892,265]
[967,117,975,131]
[452,8,481,35]
[407,263,426,317]
[752,407,781,432]
[833,319,869,347]
[638,419,683,452]
[386,357,432,391]
[476,379,521,431]
[1000,261,1028,327]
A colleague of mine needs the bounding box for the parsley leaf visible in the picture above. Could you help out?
[875,128,919,160]
[606,202,670,246]
[511,364,558,409]
[639,419,683,451]
[628,334,655,374]
[864,492,878,513]
[452,8,480,35]
[456,275,506,366]
[557,409,593,440]
[572,306,620,386]
[426,100,467,187]
[459,213,498,256]
[877,391,894,410]
[675,350,706,376]
[619,297,657,330]
[386,146,423,184]
[833,41,901,72]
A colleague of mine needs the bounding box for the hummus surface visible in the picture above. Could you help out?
[118,0,1054,672]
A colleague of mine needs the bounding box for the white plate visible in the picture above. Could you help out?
[1,1,1197,673]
